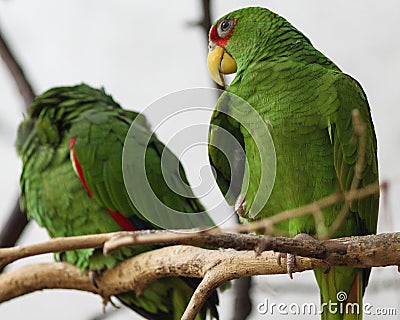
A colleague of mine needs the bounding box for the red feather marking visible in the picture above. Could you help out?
[69,138,94,197]
[106,208,137,231]
[69,138,136,232]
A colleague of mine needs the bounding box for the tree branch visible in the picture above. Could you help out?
[0,167,382,319]
[200,0,212,35]
[0,201,28,249]
[0,24,36,251]
[0,26,35,107]
[3,246,287,304]
[1,234,399,319]
[1,231,399,274]
[0,233,112,268]
[2,210,395,272]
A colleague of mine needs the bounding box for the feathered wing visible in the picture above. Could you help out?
[331,74,379,235]
[315,73,379,320]
[71,106,215,229]
[69,97,218,319]
[208,92,246,206]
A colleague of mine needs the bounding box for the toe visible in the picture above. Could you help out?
[89,270,99,288]
[286,253,296,279]
[277,252,287,266]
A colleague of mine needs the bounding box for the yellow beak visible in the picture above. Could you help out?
[207,44,237,86]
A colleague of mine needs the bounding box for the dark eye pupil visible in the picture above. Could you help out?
[221,20,231,32]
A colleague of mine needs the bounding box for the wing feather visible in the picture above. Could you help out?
[331,73,379,234]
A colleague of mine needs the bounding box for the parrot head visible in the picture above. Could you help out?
[207,7,310,86]
[207,17,238,87]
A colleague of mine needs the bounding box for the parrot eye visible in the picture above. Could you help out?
[217,19,234,38]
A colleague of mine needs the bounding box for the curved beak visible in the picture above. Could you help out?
[207,43,237,86]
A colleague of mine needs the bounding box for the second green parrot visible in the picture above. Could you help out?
[17,84,219,320]
[207,7,379,320]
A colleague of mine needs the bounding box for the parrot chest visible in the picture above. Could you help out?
[228,66,341,234]
[243,120,340,236]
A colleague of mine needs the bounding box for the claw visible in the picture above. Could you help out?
[277,252,286,266]
[286,253,296,279]
[89,270,99,288]
[277,252,295,279]
[277,233,314,279]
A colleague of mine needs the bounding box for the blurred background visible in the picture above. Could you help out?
[1,0,399,319]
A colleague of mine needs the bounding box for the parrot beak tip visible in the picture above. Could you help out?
[207,44,237,87]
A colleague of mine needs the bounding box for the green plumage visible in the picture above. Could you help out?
[17,84,218,320]
[208,7,379,320]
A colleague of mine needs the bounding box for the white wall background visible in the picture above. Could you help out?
[0,1,399,319]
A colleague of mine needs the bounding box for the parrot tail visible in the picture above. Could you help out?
[314,267,364,320]
[342,271,363,320]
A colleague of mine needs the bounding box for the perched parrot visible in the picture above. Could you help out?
[16,84,219,320]
[207,7,379,320]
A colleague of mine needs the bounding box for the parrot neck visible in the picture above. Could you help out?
[252,34,311,65]
[232,27,309,75]
[235,34,338,80]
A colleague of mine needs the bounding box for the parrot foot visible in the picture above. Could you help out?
[235,194,247,218]
[277,233,315,279]
[277,252,296,279]
[89,270,100,288]
[107,297,121,310]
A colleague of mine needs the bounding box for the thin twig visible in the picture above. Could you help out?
[0,201,28,249]
[197,0,224,91]
[200,0,212,34]
[0,233,113,268]
[324,109,368,239]
[0,26,35,107]
[230,181,380,234]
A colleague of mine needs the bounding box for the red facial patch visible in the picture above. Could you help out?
[209,20,236,48]
[209,26,227,47]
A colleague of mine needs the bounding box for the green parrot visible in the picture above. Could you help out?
[16,84,219,320]
[207,7,379,320]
